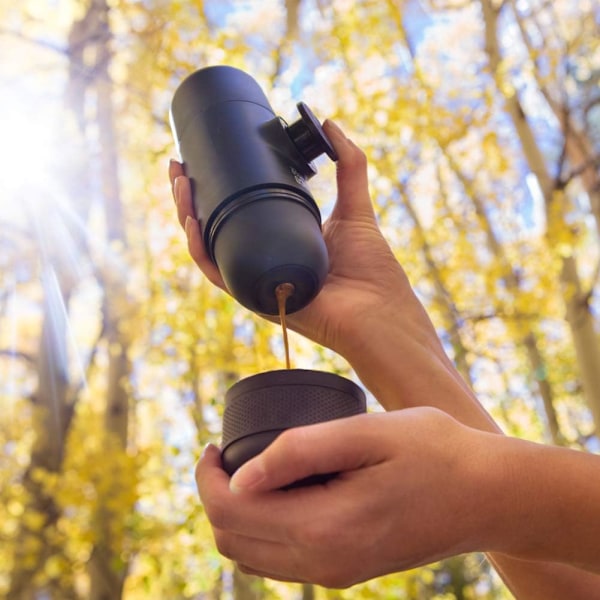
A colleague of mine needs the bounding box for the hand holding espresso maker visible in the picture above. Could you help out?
[170,66,366,479]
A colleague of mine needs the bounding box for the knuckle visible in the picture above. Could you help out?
[277,426,305,452]
[213,529,235,560]
[341,142,367,171]
[236,562,260,577]
[194,458,203,483]
[269,428,307,472]
[297,519,328,548]
[312,567,353,590]
[352,145,368,169]
[281,427,307,453]
[236,562,252,574]
[202,498,229,531]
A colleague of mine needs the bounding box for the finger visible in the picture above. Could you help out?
[196,443,230,499]
[214,531,305,582]
[228,530,353,587]
[174,175,195,228]
[237,563,307,584]
[169,159,184,191]
[196,444,326,542]
[173,176,228,290]
[229,413,385,493]
[323,120,376,223]
[183,216,228,290]
[195,444,241,531]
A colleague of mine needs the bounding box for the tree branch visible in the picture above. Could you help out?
[582,258,600,306]
[0,348,36,365]
[0,26,66,55]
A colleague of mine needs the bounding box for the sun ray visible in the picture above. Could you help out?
[1,277,19,422]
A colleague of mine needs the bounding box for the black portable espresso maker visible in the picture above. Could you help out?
[170,66,366,479]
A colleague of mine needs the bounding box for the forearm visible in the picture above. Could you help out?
[487,557,600,600]
[339,301,500,431]
[484,436,600,598]
[488,435,600,573]
[340,308,600,597]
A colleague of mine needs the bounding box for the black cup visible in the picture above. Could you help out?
[221,369,367,484]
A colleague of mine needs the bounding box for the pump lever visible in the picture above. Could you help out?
[287,102,338,163]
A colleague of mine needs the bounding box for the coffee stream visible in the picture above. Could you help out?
[275,283,295,369]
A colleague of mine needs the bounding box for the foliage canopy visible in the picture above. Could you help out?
[0,0,599,598]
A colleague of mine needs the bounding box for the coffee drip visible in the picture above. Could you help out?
[275,283,295,369]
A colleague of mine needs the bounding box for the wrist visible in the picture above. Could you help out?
[483,436,600,572]
[339,302,501,432]
[412,420,511,560]
[464,431,521,555]
[479,436,600,598]
[337,291,445,375]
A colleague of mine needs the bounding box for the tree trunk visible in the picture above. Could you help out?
[480,0,600,434]
[7,4,96,596]
[441,147,564,444]
[232,565,268,600]
[388,0,565,443]
[84,0,134,597]
[399,178,475,387]
[560,254,600,429]
[508,0,600,236]
[523,332,564,444]
[387,0,563,442]
[8,271,75,599]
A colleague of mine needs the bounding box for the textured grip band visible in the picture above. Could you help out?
[221,370,367,476]
[222,382,365,447]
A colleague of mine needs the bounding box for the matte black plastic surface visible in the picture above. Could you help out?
[170,66,336,315]
[221,369,367,480]
[289,102,338,163]
[213,193,328,314]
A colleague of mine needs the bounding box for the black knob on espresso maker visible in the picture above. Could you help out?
[287,102,339,164]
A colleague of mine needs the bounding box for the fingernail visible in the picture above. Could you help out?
[184,215,194,236]
[173,176,181,203]
[229,456,265,494]
[201,442,215,459]
[324,119,345,138]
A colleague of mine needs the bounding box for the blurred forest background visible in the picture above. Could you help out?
[1,0,599,598]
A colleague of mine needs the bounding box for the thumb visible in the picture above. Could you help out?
[323,120,376,223]
[229,413,382,493]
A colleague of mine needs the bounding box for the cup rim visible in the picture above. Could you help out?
[225,368,365,403]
